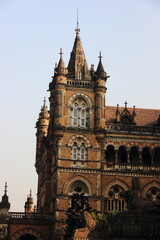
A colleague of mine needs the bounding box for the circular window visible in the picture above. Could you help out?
[151,188,157,195]
[145,187,160,201]
[108,191,114,197]
[114,186,120,193]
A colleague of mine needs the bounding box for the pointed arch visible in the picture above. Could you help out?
[103,178,130,197]
[68,134,91,147]
[67,93,92,108]
[62,175,93,196]
[141,180,160,199]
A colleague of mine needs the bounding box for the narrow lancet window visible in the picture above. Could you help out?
[72,144,78,160]
[80,144,85,160]
[81,104,86,127]
[73,104,78,126]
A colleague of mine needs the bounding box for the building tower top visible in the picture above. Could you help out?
[67,24,90,80]
[95,52,109,80]
[0,182,10,211]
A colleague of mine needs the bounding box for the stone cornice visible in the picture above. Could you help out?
[105,135,160,144]
[57,167,160,177]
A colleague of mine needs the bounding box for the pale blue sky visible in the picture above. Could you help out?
[0,0,160,211]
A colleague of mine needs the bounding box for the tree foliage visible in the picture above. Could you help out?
[64,193,92,239]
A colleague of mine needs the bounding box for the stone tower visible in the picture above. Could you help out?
[35,27,109,236]
[35,26,160,239]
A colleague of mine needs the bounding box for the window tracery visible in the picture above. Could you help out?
[70,98,89,127]
[72,142,86,161]
[73,104,78,126]
[68,180,89,195]
[72,143,78,160]
[104,185,127,212]
[145,187,160,201]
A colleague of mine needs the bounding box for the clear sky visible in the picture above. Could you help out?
[0,0,160,211]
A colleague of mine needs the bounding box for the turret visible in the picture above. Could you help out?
[0,183,10,240]
[94,52,110,128]
[36,98,50,137]
[49,49,68,127]
[35,99,49,173]
[24,190,34,213]
[0,183,10,213]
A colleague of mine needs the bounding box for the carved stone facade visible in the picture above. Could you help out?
[1,27,160,240]
[34,28,160,239]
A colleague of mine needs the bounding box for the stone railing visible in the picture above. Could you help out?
[10,212,53,220]
[103,163,160,173]
[67,80,95,88]
[105,123,160,135]
[1,212,54,224]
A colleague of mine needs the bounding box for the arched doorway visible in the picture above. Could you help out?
[11,228,44,240]
[17,234,37,240]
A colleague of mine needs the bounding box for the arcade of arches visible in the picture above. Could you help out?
[105,145,160,166]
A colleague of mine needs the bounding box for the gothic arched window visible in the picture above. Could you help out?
[73,104,78,126]
[104,185,127,212]
[71,99,88,127]
[81,104,86,127]
[72,142,87,163]
[80,144,85,160]
[72,143,78,160]
[105,145,115,163]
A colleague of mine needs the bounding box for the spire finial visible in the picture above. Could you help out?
[59,48,63,58]
[43,97,46,105]
[75,9,80,34]
[30,189,32,197]
[124,101,128,108]
[4,182,7,195]
[98,51,103,61]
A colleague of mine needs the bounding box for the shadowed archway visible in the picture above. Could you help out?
[17,234,37,240]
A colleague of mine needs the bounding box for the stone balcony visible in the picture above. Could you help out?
[0,212,54,224]
[102,162,160,174]
[105,123,160,135]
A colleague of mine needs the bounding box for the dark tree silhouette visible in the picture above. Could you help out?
[64,192,92,240]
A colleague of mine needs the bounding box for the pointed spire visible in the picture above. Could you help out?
[115,104,120,123]
[132,106,137,124]
[132,106,137,117]
[95,52,108,80]
[36,98,50,133]
[40,97,49,119]
[68,25,90,80]
[116,104,120,116]
[54,48,68,76]
[4,182,7,195]
[24,189,34,213]
[124,101,128,108]
[90,64,95,78]
[29,189,32,197]
[0,183,10,210]
[75,9,80,35]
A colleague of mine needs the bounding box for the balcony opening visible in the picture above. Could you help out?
[130,147,139,165]
[118,146,127,164]
[142,147,151,165]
